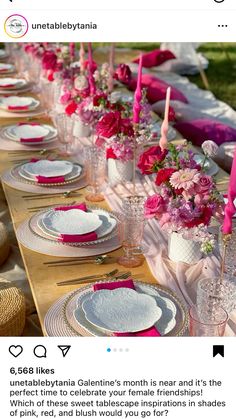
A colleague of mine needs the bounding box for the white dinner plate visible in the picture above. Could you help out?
[40,207,117,238]
[22,160,74,177]
[73,284,177,336]
[0,78,26,88]
[0,63,14,73]
[4,124,57,144]
[82,288,162,333]
[6,124,50,140]
[19,162,82,182]
[0,96,40,112]
[40,208,103,236]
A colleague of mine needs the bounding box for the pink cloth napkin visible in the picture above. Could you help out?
[1,84,15,88]
[18,122,40,126]
[54,203,87,212]
[53,203,98,243]
[35,175,65,184]
[93,279,161,337]
[20,137,44,143]
[8,106,29,110]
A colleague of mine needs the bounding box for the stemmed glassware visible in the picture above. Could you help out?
[117,195,146,268]
[53,114,75,156]
[84,146,106,202]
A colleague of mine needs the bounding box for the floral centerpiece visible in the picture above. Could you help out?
[138,140,224,262]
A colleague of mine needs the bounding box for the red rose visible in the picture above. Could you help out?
[96,112,121,138]
[84,59,97,73]
[65,101,77,116]
[138,146,168,175]
[93,93,108,107]
[114,64,132,84]
[185,206,213,228]
[42,51,58,71]
[155,168,176,186]
[120,118,134,137]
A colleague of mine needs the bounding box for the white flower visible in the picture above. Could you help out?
[202,140,219,158]
[74,75,88,91]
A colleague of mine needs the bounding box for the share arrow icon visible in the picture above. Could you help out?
[58,345,71,358]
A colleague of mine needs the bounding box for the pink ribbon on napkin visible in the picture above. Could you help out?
[35,175,65,184]
[20,137,44,143]
[93,279,161,337]
[8,106,29,110]
[18,122,40,126]
[1,84,15,88]
[53,203,98,243]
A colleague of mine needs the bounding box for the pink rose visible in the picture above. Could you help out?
[96,112,121,138]
[138,146,168,175]
[42,51,58,71]
[114,64,132,84]
[60,92,71,105]
[145,194,165,219]
[195,175,213,194]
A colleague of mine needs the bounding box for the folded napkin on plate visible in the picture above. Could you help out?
[18,123,40,126]
[35,175,65,184]
[20,137,44,143]
[1,84,15,88]
[54,203,87,212]
[93,279,161,337]
[53,202,98,243]
[8,105,29,110]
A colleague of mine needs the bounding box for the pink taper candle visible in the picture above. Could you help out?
[159,86,171,150]
[108,43,115,93]
[222,146,236,234]
[88,43,96,96]
[69,42,75,60]
[79,42,85,73]
[133,54,143,124]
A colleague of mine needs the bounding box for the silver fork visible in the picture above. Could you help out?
[57,271,131,286]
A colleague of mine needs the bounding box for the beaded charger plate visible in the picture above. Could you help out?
[44,280,189,337]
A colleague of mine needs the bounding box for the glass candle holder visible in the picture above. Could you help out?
[84,146,106,202]
[189,305,228,337]
[197,276,236,318]
[219,226,236,276]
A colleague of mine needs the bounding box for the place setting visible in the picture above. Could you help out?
[16,202,121,258]
[1,157,87,194]
[0,63,15,75]
[0,122,59,151]
[0,77,32,94]
[44,277,189,337]
[0,95,44,118]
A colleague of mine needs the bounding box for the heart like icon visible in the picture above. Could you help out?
[9,345,23,358]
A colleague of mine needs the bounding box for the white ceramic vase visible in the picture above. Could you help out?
[168,231,202,264]
[107,158,133,186]
[73,118,91,138]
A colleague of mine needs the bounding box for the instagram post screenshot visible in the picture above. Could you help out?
[0,0,236,418]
